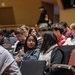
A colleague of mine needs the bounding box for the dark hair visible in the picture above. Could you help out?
[28,27,38,35]
[24,34,38,52]
[59,22,68,28]
[15,28,25,35]
[37,7,49,25]
[40,31,58,53]
[39,7,47,14]
[51,24,64,34]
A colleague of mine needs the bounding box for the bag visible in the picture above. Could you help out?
[51,46,64,64]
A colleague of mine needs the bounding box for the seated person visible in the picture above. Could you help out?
[64,23,75,45]
[39,31,63,66]
[15,34,40,61]
[51,24,66,46]
[0,30,11,49]
[0,45,21,75]
[59,21,71,38]
[38,31,64,75]
[28,27,43,48]
[14,28,26,53]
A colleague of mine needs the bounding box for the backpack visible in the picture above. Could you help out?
[51,46,64,64]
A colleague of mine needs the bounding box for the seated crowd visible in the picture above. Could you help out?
[0,22,75,75]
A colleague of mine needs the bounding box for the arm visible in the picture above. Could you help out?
[2,61,21,75]
[0,46,21,75]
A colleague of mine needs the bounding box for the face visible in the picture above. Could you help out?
[62,26,67,33]
[71,29,75,37]
[16,34,25,42]
[27,36,36,48]
[31,29,37,36]
[53,30,59,37]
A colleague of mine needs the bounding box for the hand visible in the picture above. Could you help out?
[19,49,24,55]
[15,56,21,62]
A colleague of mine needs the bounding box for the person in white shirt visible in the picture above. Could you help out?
[39,31,63,65]
[63,23,75,45]
[0,46,21,75]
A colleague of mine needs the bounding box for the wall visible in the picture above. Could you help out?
[60,8,75,25]
[0,0,41,26]
[57,0,75,25]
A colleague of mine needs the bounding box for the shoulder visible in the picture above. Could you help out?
[32,47,40,54]
[15,41,19,44]
[66,38,71,41]
[65,38,72,42]
[51,47,63,55]
[0,46,14,74]
[0,46,14,61]
[0,46,6,54]
[33,47,40,53]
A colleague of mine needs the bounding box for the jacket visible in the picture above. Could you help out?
[23,47,40,60]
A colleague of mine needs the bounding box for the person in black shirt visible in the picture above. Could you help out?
[37,7,53,29]
[15,28,26,52]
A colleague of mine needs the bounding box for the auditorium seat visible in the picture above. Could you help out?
[49,45,75,75]
[20,60,46,75]
[59,45,75,64]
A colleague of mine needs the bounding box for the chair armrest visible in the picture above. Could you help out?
[51,64,75,71]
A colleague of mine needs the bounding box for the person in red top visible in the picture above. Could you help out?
[51,23,66,46]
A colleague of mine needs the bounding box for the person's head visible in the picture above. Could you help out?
[15,28,26,42]
[39,7,47,14]
[28,27,37,36]
[51,24,64,38]
[40,31,58,53]
[38,23,48,37]
[24,34,38,51]
[59,21,68,33]
[9,30,16,37]
[70,23,75,37]
[20,25,29,37]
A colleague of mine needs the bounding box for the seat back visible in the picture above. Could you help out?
[49,45,75,75]
[50,67,73,75]
[59,45,75,64]
[20,60,46,75]
[68,49,75,66]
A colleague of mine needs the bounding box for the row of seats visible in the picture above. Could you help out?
[19,45,75,75]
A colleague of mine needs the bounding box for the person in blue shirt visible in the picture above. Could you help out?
[15,34,40,61]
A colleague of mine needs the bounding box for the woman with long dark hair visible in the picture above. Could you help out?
[39,31,63,65]
[15,34,40,61]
